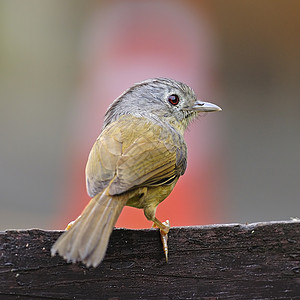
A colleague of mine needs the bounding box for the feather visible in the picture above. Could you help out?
[51,188,127,267]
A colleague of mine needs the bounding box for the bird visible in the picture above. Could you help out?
[51,77,221,267]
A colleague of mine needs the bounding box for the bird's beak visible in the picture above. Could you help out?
[191,100,222,112]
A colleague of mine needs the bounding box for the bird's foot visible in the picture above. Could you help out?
[65,215,81,231]
[160,220,170,262]
[153,218,170,262]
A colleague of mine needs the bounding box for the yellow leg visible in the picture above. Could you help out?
[65,215,81,231]
[153,218,170,262]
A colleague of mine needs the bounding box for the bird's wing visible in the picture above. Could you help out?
[109,136,178,195]
[86,115,186,197]
[85,124,123,197]
[108,116,185,195]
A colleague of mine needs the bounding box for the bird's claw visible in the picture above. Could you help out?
[65,215,81,231]
[160,220,170,262]
[152,219,170,262]
[65,220,75,231]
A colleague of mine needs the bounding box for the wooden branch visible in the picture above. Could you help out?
[0,221,299,299]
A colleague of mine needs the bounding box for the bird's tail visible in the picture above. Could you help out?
[51,190,127,267]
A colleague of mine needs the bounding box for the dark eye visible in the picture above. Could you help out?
[168,94,179,106]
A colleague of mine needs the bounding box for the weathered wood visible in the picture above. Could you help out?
[0,221,299,299]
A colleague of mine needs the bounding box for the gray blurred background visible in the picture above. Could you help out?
[0,0,299,230]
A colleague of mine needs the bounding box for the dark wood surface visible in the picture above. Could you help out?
[0,220,299,299]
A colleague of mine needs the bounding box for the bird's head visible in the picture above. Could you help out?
[104,78,221,133]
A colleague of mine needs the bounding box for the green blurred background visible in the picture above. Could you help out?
[1,0,299,230]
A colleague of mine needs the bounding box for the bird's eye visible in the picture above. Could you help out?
[168,94,179,106]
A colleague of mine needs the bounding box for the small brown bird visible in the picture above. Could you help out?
[51,78,221,267]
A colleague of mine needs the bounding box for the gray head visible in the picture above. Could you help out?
[103,78,221,133]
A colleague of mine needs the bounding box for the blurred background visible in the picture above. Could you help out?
[0,0,299,230]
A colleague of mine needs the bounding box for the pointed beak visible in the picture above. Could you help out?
[191,100,222,112]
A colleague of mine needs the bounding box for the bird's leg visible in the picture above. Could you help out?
[144,205,170,262]
[153,218,170,262]
[65,215,81,231]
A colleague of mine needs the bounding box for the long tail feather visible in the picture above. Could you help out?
[51,190,127,267]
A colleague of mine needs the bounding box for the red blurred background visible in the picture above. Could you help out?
[2,0,300,230]
[58,1,224,229]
